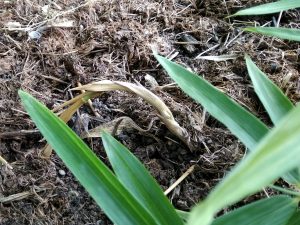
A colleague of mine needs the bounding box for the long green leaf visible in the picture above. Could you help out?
[212,196,297,225]
[154,53,269,150]
[244,27,300,42]
[286,211,300,225]
[188,103,300,225]
[18,90,157,225]
[245,55,300,185]
[101,132,183,225]
[231,0,300,16]
[245,55,294,124]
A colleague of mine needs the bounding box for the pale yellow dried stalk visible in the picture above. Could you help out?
[52,91,98,112]
[72,80,192,150]
[164,165,195,195]
[0,155,13,169]
[0,187,46,203]
[42,92,101,158]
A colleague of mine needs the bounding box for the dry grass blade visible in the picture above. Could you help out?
[81,116,155,138]
[73,80,192,150]
[52,91,99,112]
[0,187,45,203]
[0,191,34,203]
[0,155,13,169]
[42,92,101,158]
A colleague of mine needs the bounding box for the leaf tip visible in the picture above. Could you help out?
[18,89,27,99]
[18,90,32,106]
[101,130,109,136]
[244,54,251,61]
[150,45,159,57]
[100,130,113,144]
[152,52,166,67]
[152,51,161,60]
[225,14,235,19]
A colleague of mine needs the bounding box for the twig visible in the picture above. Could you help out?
[173,41,202,45]
[0,187,46,203]
[41,74,69,84]
[224,31,244,48]
[164,165,195,195]
[0,129,39,139]
[195,43,220,59]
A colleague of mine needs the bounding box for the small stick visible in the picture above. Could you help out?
[173,41,202,45]
[0,129,39,139]
[164,165,195,195]
[0,187,46,203]
[195,43,220,58]
[41,74,68,84]
[157,83,177,91]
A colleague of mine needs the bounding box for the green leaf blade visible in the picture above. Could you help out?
[245,55,300,185]
[188,103,300,225]
[212,196,297,225]
[245,55,294,124]
[154,54,269,150]
[244,27,300,42]
[101,132,184,225]
[18,90,157,225]
[231,0,300,16]
[286,211,300,225]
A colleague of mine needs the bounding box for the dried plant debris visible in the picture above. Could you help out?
[42,79,193,158]
[81,116,156,138]
[73,80,193,150]
[0,0,299,223]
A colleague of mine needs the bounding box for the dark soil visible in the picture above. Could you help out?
[1,0,299,224]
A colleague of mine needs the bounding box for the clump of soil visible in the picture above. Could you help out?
[0,0,299,224]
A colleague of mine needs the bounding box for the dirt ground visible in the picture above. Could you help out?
[0,0,299,224]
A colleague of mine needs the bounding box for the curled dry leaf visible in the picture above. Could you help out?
[81,116,155,138]
[42,81,192,158]
[73,80,193,150]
